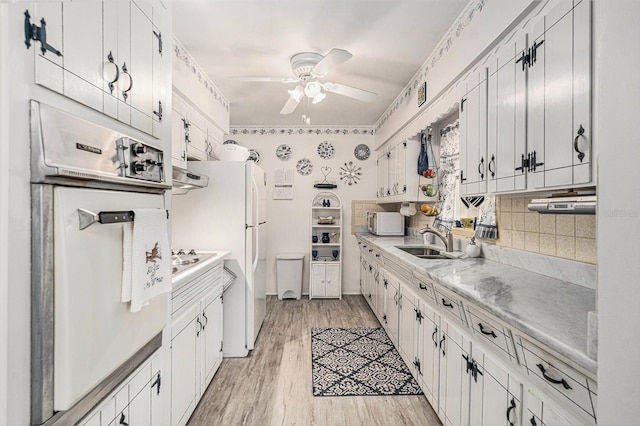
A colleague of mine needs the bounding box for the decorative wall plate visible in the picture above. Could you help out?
[317,141,335,159]
[223,139,238,145]
[276,144,292,160]
[296,158,313,176]
[354,144,370,161]
[247,149,260,164]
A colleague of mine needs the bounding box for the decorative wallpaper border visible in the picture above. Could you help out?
[230,126,374,136]
[172,36,231,112]
[374,0,487,133]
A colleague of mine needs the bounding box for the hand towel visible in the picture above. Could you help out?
[122,208,171,313]
[475,195,498,240]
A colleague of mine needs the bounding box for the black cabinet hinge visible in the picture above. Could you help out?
[24,10,62,57]
[516,50,529,71]
[153,30,163,55]
[151,372,161,395]
[413,357,422,375]
[414,308,423,324]
[530,39,544,66]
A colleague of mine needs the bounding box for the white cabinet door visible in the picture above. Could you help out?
[439,318,471,426]
[310,263,326,298]
[325,263,341,298]
[459,68,488,196]
[387,144,397,199]
[528,0,591,188]
[384,273,400,346]
[487,33,529,193]
[398,284,418,371]
[186,108,208,161]
[419,301,441,408]
[396,140,407,197]
[32,3,64,94]
[377,150,388,199]
[201,293,223,391]
[61,2,104,112]
[128,369,152,426]
[129,0,154,135]
[526,388,573,426]
[171,305,198,426]
[469,346,522,426]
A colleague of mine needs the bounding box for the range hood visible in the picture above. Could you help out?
[528,194,596,214]
[172,166,209,194]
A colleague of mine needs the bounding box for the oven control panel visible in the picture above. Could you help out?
[116,138,164,183]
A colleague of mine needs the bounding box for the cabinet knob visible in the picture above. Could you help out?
[574,125,586,162]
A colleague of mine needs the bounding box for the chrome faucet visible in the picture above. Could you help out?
[419,225,454,252]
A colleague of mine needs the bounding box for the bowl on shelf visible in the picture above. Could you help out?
[420,203,440,216]
[214,143,249,161]
[318,216,335,224]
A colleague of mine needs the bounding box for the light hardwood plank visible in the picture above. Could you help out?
[187,295,441,426]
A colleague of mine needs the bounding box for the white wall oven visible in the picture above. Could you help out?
[30,101,170,425]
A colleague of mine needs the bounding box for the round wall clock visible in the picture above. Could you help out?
[276,144,292,161]
[296,158,313,176]
[247,149,260,164]
[317,141,335,159]
[354,144,370,161]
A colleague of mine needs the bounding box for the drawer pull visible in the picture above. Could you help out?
[478,323,497,338]
[506,398,516,426]
[419,283,428,291]
[441,298,453,308]
[536,364,572,390]
[439,334,446,356]
[432,326,438,346]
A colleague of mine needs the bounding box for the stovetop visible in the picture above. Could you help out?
[171,249,215,276]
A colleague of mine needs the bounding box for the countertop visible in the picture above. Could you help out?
[172,250,230,289]
[357,233,597,375]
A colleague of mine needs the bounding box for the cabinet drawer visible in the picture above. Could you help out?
[517,337,596,421]
[412,273,435,302]
[467,306,517,363]
[433,285,467,326]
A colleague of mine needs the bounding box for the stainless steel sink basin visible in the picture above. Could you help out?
[395,246,449,259]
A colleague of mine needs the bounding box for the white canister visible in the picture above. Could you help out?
[465,237,481,258]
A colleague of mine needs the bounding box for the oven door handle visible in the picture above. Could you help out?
[77,208,169,230]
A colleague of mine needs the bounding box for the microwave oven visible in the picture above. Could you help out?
[367,212,404,236]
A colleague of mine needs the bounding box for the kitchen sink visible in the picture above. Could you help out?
[395,246,449,259]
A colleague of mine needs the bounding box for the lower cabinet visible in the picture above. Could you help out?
[170,287,223,426]
[310,262,341,298]
[357,237,595,426]
[80,351,164,426]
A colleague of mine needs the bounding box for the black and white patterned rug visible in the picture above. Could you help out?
[311,327,423,397]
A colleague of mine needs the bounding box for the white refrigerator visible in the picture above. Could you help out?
[172,161,267,357]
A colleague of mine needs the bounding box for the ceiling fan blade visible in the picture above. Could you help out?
[322,82,377,102]
[231,77,299,84]
[312,48,352,77]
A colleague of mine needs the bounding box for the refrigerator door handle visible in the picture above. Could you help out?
[252,226,259,271]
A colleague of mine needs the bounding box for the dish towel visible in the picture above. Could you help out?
[122,208,171,313]
[475,195,498,240]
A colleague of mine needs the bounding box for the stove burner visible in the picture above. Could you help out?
[171,250,215,277]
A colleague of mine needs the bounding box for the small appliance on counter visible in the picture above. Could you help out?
[367,211,404,236]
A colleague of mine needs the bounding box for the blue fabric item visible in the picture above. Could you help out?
[417,132,429,175]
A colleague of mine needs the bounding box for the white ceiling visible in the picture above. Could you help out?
[172,0,468,126]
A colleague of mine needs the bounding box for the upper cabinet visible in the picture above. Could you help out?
[376,138,438,203]
[484,0,591,193]
[28,0,169,139]
[447,0,593,197]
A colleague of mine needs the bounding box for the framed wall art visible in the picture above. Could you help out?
[418,82,427,107]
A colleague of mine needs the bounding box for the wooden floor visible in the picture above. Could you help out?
[187,295,441,426]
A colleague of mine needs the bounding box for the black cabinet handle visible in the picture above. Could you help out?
[106,51,120,94]
[419,283,428,291]
[432,326,438,346]
[488,155,495,178]
[478,156,485,179]
[152,30,163,55]
[536,364,572,390]
[151,372,161,395]
[574,125,586,162]
[439,334,446,356]
[530,415,537,425]
[119,412,129,426]
[478,323,497,338]
[121,62,133,101]
[506,398,516,426]
[442,298,453,308]
[460,169,467,183]
[153,100,163,121]
[196,317,203,337]
[202,311,208,329]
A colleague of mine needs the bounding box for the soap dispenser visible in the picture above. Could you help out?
[465,237,481,258]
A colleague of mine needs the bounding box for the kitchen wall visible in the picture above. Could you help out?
[408,196,597,264]
[228,127,376,295]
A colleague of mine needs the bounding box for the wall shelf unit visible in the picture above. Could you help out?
[310,192,342,299]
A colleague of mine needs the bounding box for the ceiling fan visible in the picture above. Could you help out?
[237,48,377,115]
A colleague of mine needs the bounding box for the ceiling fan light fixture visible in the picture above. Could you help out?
[304,81,322,98]
[312,92,326,104]
[288,86,304,103]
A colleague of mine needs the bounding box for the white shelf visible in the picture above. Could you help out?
[311,243,340,247]
[312,206,341,210]
[310,191,342,299]
[312,224,341,228]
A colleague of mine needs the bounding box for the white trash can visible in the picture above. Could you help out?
[276,253,305,300]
